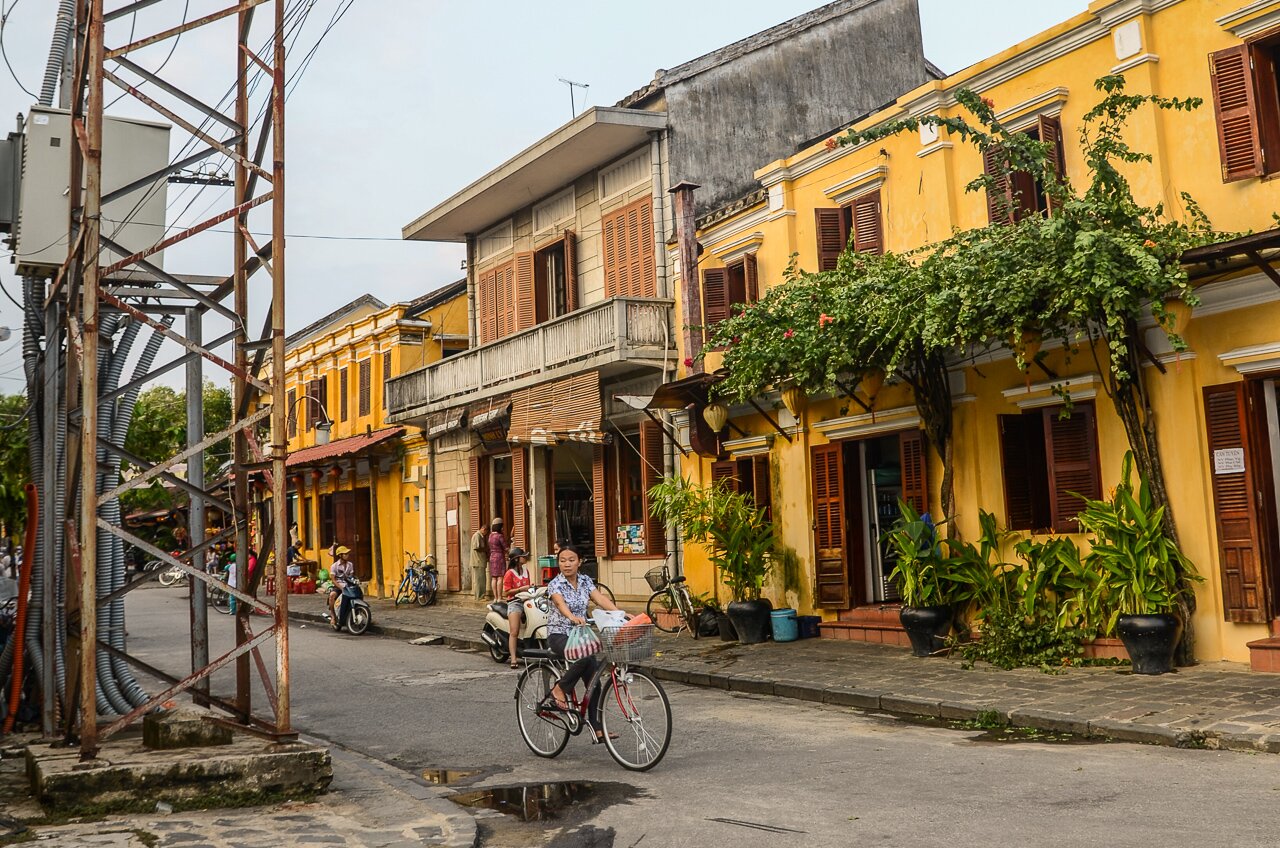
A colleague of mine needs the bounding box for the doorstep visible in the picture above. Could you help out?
[819,605,909,648]
[1247,636,1280,673]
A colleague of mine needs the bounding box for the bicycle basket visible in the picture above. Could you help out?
[599,624,656,664]
[643,567,667,592]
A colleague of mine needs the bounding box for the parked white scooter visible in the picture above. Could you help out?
[480,585,550,663]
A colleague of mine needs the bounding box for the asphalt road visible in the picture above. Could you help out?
[125,587,1280,848]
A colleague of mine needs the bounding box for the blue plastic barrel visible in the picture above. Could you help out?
[770,608,799,642]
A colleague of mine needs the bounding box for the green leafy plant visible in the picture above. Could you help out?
[1075,451,1202,631]
[647,476,775,602]
[884,501,968,607]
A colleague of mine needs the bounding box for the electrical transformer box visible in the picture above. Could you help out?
[15,105,170,278]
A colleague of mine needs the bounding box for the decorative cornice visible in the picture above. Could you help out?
[1096,0,1182,28]
[1111,52,1160,75]
[699,201,770,246]
[723,433,773,458]
[813,404,920,441]
[711,232,764,264]
[1003,374,1102,409]
[822,165,888,205]
[1220,341,1280,374]
[1217,1,1280,38]
[916,141,953,159]
[996,87,1070,130]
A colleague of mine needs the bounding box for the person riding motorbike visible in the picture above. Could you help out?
[327,543,355,622]
[503,547,533,669]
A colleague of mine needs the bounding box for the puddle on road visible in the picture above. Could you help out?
[422,768,482,785]
[450,781,644,823]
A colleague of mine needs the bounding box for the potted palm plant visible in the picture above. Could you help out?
[1076,453,1202,675]
[648,476,776,644]
[885,502,967,657]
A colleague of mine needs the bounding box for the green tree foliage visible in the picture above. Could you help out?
[0,393,30,543]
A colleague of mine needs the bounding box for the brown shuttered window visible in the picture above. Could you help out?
[1038,115,1066,216]
[984,144,1015,225]
[851,190,884,255]
[899,429,929,516]
[602,197,656,299]
[513,251,536,332]
[304,379,317,431]
[511,447,527,550]
[287,388,297,438]
[702,267,729,331]
[339,367,349,422]
[358,359,371,417]
[639,420,666,557]
[811,443,849,608]
[563,230,579,313]
[815,207,845,272]
[477,267,498,344]
[382,350,391,384]
[468,457,483,537]
[752,455,772,523]
[1203,383,1268,623]
[315,375,328,426]
[743,253,759,303]
[998,413,1051,532]
[496,261,516,339]
[1044,404,1102,533]
[710,460,739,492]
[592,444,612,558]
[1211,45,1266,182]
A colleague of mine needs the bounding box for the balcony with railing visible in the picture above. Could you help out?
[386,296,674,422]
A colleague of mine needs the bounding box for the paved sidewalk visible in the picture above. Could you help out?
[289,591,1280,754]
[0,737,476,848]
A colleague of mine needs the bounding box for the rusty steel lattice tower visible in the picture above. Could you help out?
[59,0,292,759]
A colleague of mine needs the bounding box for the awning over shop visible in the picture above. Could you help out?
[508,372,609,445]
[425,407,466,439]
[469,402,511,431]
[645,370,725,410]
[1183,227,1280,286]
[286,426,404,469]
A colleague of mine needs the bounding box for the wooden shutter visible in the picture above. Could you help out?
[513,251,536,332]
[477,267,498,344]
[339,367,349,422]
[1210,45,1265,182]
[316,374,328,424]
[984,144,1014,225]
[631,199,656,298]
[815,208,845,272]
[743,253,759,303]
[1204,383,1268,622]
[1038,115,1066,215]
[304,379,316,431]
[511,447,527,550]
[592,443,612,558]
[603,209,620,298]
[358,359,371,417]
[899,429,929,516]
[711,460,739,492]
[468,457,482,538]
[1000,414,1036,531]
[563,230,579,313]
[445,492,461,593]
[495,261,516,339]
[811,443,849,609]
[1043,404,1102,533]
[602,198,655,299]
[287,388,297,438]
[640,420,666,557]
[851,191,884,255]
[702,267,729,331]
[752,455,772,522]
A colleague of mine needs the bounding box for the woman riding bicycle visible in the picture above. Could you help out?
[545,544,625,742]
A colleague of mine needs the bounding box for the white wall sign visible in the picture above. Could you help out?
[1213,448,1245,475]
[446,509,458,527]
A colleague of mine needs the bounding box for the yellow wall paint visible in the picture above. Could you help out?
[673,0,1280,662]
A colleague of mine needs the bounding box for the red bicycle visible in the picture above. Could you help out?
[514,624,672,771]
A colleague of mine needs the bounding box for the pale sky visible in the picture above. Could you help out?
[0,0,1088,391]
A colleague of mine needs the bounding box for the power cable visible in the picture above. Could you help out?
[0,0,35,99]
[0,275,22,310]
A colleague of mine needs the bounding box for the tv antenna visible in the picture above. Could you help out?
[559,78,590,118]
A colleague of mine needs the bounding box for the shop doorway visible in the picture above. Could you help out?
[492,455,514,544]
[552,443,595,553]
[331,488,373,581]
[812,429,927,610]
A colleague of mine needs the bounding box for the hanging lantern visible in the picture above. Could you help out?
[860,367,885,398]
[702,401,729,433]
[781,383,807,418]
[1163,298,1192,336]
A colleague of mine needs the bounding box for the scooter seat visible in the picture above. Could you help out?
[488,601,508,615]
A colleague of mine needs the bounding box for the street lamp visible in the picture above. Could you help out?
[288,394,332,446]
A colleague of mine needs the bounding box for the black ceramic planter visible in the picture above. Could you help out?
[727,599,773,645]
[1116,613,1182,675]
[716,612,738,642]
[899,605,953,657]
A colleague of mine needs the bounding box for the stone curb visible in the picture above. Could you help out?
[286,608,1279,757]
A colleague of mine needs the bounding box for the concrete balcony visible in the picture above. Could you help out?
[386,296,674,422]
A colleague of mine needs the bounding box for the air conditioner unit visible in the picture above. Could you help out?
[15,105,170,278]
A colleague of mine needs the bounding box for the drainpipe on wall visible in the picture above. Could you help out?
[465,236,478,348]
[368,449,385,597]
[427,437,438,570]
[650,131,669,299]
[668,181,702,373]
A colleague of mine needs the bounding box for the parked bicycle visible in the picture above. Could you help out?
[644,563,698,638]
[395,552,439,607]
[514,623,671,771]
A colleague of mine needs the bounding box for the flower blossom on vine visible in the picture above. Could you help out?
[981,96,995,109]
[819,313,834,327]
[824,138,839,151]
[682,357,694,368]
[784,328,795,339]
[1143,239,1157,249]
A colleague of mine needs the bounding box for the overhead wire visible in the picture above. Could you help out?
[0,0,35,99]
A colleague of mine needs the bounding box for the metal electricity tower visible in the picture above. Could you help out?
[49,0,293,759]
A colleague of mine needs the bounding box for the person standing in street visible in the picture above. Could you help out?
[470,522,488,600]
[487,517,507,602]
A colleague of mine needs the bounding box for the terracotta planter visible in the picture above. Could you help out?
[1082,637,1130,661]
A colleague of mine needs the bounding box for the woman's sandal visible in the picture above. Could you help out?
[509,660,520,669]
[593,730,620,743]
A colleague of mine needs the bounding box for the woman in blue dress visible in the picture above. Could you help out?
[545,544,627,741]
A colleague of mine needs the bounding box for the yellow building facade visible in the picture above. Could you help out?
[275,282,468,598]
[671,0,1280,663]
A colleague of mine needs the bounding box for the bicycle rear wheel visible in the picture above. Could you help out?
[418,572,437,606]
[515,665,570,758]
[600,669,671,771]
[646,590,680,633]
[675,587,700,640]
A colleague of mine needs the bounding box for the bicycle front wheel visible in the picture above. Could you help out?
[601,669,671,771]
[515,665,570,758]
[675,588,700,640]
[418,573,437,606]
[646,590,679,633]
